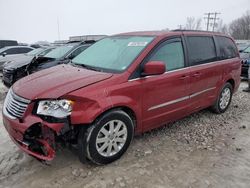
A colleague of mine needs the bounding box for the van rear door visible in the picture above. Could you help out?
[185,35,222,112]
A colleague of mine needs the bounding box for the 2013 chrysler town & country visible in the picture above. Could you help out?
[2,30,241,165]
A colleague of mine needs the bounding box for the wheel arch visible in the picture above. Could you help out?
[93,106,137,130]
[226,78,235,91]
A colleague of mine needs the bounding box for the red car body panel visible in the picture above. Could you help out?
[2,31,241,161]
[13,64,113,100]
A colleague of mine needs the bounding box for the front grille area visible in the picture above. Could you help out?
[3,68,14,78]
[242,60,250,67]
[3,89,30,119]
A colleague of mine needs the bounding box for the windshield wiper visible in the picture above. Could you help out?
[70,61,102,72]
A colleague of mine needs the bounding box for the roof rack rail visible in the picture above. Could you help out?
[68,35,107,42]
[172,29,220,33]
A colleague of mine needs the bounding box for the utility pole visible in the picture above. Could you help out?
[212,12,221,31]
[204,12,221,31]
[178,25,184,30]
[204,13,212,31]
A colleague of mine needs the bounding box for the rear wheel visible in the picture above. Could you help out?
[78,110,134,165]
[211,82,233,114]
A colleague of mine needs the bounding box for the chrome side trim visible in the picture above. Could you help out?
[148,96,189,111]
[189,87,216,98]
[128,77,141,82]
[148,87,216,111]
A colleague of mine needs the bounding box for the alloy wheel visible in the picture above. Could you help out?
[96,120,128,157]
[219,87,231,110]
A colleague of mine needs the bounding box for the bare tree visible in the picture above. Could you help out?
[216,19,229,34]
[229,11,250,39]
[185,17,202,30]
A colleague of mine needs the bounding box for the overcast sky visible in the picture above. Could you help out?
[0,0,249,43]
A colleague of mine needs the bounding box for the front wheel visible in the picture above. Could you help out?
[211,82,233,114]
[78,110,134,165]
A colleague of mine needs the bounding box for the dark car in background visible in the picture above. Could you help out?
[0,40,18,49]
[0,47,54,71]
[240,45,250,79]
[2,47,55,86]
[2,41,95,87]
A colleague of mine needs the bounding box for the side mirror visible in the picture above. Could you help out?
[239,50,243,53]
[142,61,166,76]
[2,52,7,57]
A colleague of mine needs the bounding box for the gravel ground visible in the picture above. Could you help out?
[0,81,250,188]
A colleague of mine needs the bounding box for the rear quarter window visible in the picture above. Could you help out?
[186,36,217,66]
[216,36,238,60]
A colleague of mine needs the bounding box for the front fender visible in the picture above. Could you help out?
[69,94,142,133]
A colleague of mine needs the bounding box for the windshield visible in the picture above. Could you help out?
[27,48,44,56]
[238,44,249,51]
[72,36,154,72]
[44,45,74,59]
[243,46,250,53]
[0,47,8,53]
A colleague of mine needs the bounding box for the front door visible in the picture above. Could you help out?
[141,37,190,132]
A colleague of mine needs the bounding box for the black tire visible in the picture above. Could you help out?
[211,82,233,114]
[78,110,134,165]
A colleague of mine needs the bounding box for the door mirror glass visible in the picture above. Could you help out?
[142,61,166,76]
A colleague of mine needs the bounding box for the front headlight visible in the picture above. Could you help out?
[37,99,74,118]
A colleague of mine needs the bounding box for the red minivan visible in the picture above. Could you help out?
[2,30,241,164]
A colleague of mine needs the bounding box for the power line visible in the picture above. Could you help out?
[204,12,221,31]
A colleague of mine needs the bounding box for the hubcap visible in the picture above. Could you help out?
[219,87,231,110]
[96,120,128,157]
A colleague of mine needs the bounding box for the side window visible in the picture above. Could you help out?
[19,47,32,53]
[186,36,216,66]
[216,36,237,60]
[68,45,89,59]
[148,39,185,71]
[5,48,19,55]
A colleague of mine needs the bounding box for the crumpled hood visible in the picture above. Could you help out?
[0,54,26,62]
[5,56,55,70]
[4,55,34,69]
[0,54,33,65]
[13,64,113,100]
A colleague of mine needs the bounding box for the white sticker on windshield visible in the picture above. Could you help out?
[128,42,148,47]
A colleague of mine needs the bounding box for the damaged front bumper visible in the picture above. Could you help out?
[2,110,66,161]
